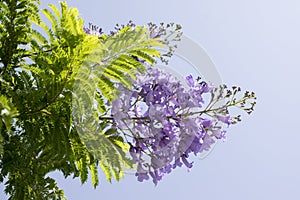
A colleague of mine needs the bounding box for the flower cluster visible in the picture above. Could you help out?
[109,67,256,185]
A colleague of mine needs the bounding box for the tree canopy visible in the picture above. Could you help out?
[0,1,256,199]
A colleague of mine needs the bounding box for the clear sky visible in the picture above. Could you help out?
[2,0,300,199]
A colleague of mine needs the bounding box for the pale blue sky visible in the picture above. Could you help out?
[2,0,300,199]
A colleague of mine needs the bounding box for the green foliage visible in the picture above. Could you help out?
[0,95,18,133]
[96,25,163,101]
[0,1,167,199]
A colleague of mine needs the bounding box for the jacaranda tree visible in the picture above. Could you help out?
[0,1,256,199]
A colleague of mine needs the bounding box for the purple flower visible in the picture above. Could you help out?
[197,81,213,94]
[216,115,232,126]
[186,74,195,87]
[149,170,163,185]
[172,158,183,169]
[199,134,215,152]
[136,173,149,182]
[212,129,227,140]
[129,143,139,164]
[83,27,90,34]
[201,118,213,128]
[150,31,162,38]
[110,67,235,184]
[148,104,165,122]
[181,155,193,168]
[136,163,150,182]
